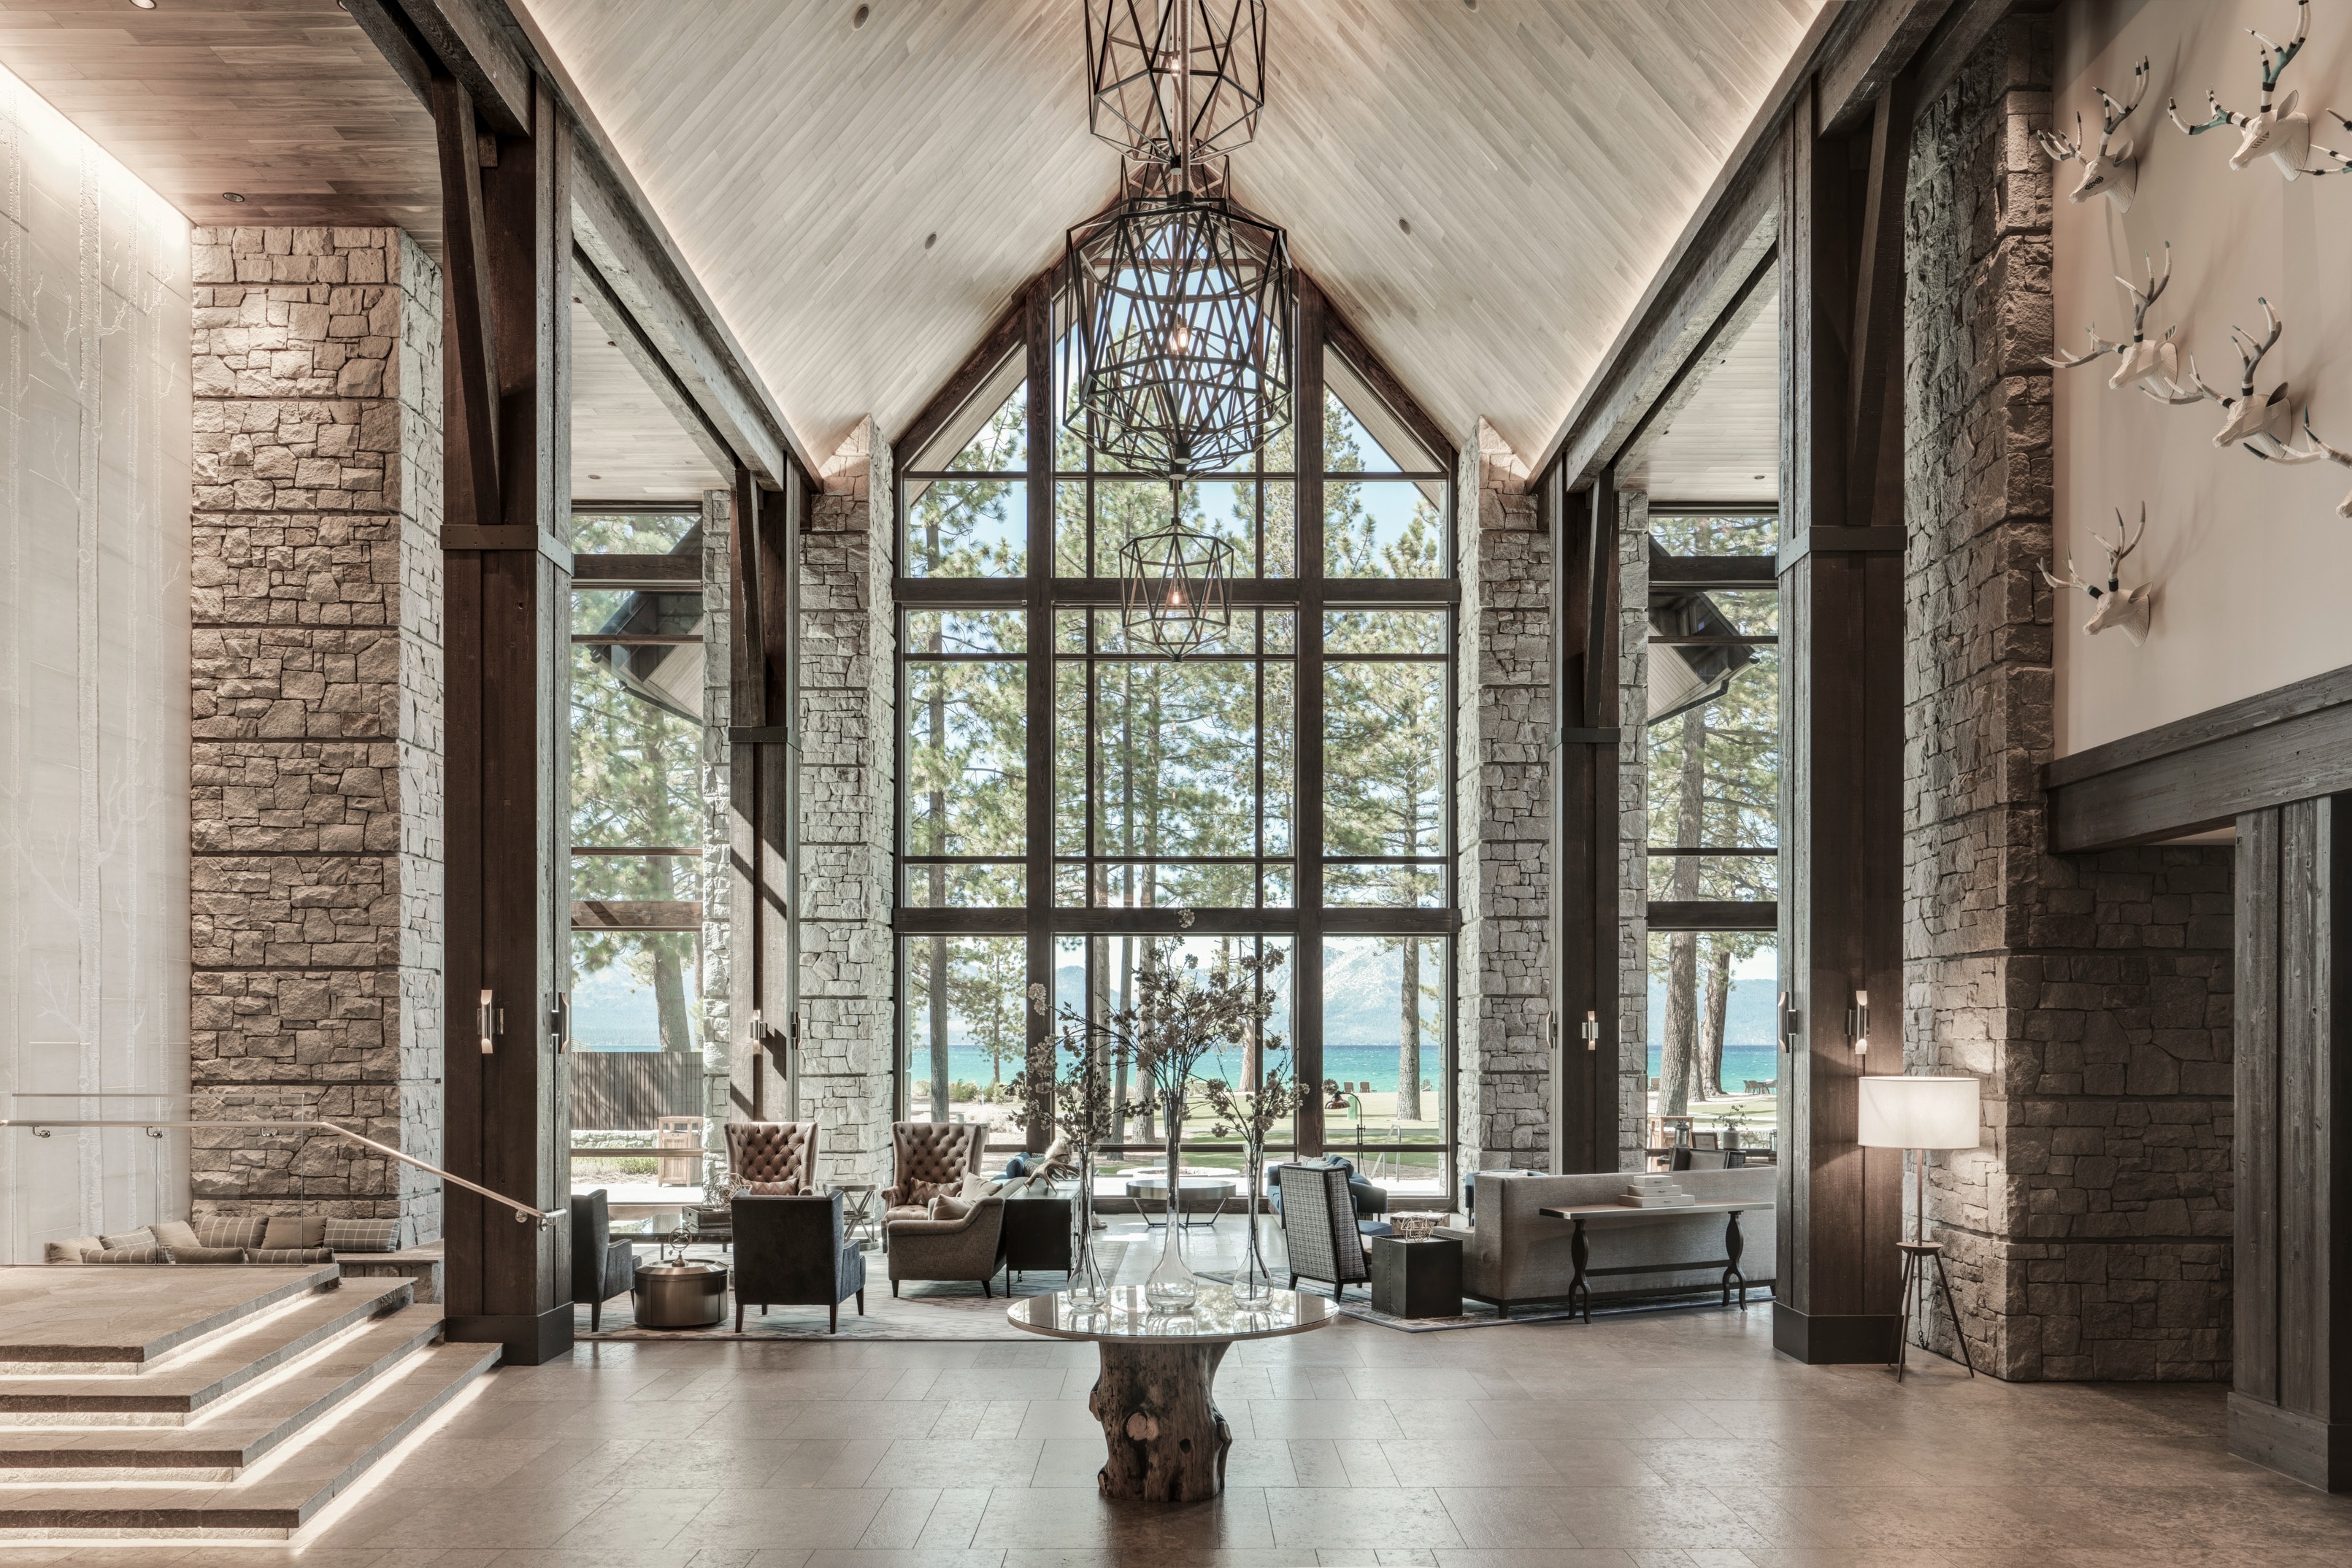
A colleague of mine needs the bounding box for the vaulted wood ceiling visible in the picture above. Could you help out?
[523,0,1821,464]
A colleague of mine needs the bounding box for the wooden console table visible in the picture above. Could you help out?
[1537,1200,1769,1323]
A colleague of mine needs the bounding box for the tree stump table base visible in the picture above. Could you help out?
[1088,1340,1233,1501]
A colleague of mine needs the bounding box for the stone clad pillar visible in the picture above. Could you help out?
[1454,420,1550,1177]
[1902,15,2232,1381]
[797,420,896,1188]
[186,226,444,1243]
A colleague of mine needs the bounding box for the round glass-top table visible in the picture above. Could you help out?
[1008,1283,1335,1501]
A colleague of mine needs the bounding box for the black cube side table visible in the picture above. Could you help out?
[1370,1235,1463,1318]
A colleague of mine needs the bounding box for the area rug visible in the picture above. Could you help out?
[577,1242,1127,1342]
[1333,1285,1774,1333]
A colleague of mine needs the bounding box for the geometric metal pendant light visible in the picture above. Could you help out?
[1069,0,1289,657]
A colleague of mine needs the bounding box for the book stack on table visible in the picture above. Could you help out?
[1616,1176,1697,1209]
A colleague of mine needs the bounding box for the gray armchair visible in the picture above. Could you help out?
[731,1194,865,1333]
[882,1121,989,1224]
[885,1194,1007,1296]
[569,1188,635,1331]
[1275,1163,1372,1299]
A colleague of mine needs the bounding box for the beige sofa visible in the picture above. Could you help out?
[1436,1168,1775,1315]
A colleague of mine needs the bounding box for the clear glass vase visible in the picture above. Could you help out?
[1067,1147,1107,1304]
[1234,1142,1274,1304]
[1144,1088,1199,1311]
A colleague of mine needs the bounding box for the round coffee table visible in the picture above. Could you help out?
[1124,1175,1235,1232]
[1007,1283,1334,1501]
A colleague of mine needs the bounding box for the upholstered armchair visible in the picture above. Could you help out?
[881,1121,988,1223]
[569,1188,636,1331]
[1275,1163,1374,1299]
[885,1194,1007,1296]
[726,1119,819,1194]
[731,1193,866,1333]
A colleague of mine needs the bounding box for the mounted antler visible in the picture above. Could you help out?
[2270,407,2352,517]
[2045,244,2178,393]
[2171,0,2321,179]
[2040,57,2150,210]
[2145,296,2295,455]
[2041,504,2154,646]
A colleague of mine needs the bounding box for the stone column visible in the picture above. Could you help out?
[700,485,734,1180]
[1903,16,2233,1380]
[799,420,895,1188]
[187,227,443,1242]
[1616,490,1650,1171]
[1454,420,1549,1177]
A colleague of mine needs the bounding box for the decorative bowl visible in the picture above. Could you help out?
[1390,1213,1440,1240]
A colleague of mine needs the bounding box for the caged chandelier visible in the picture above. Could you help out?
[1064,0,1294,479]
[1067,1,1291,659]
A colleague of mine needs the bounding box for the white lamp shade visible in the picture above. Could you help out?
[1856,1075,1980,1150]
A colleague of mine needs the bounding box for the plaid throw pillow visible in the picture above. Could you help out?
[90,1246,172,1264]
[323,1217,399,1253]
[250,1246,335,1264]
[193,1215,269,1250]
[99,1228,157,1250]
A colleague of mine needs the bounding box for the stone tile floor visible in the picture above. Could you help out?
[1,1218,2347,1567]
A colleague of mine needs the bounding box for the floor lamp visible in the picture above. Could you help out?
[1857,1074,1980,1383]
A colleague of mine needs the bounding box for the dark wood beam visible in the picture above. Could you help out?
[572,246,738,480]
[1023,275,1057,1156]
[392,0,531,134]
[1772,73,1906,1367]
[431,76,501,532]
[1648,900,1779,933]
[1650,556,1779,591]
[1322,302,1459,476]
[896,290,1031,466]
[570,553,699,588]
[1294,272,1328,1158]
[439,74,572,1368]
[1536,1,1867,480]
[1913,0,2039,114]
[1819,0,1958,134]
[1845,75,1915,534]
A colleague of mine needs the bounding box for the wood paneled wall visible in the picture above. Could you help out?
[2232,799,2352,1490]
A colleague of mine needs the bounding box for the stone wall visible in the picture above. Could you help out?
[1616,491,1651,1171]
[1454,420,1550,1175]
[1902,19,2233,1380]
[800,420,896,1188]
[186,227,445,1240]
[699,485,734,1181]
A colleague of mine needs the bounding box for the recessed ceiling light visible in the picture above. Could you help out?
[129,0,156,9]
[220,191,247,203]
[1461,0,1477,9]
[1398,218,1411,234]
[1752,474,1766,481]
[588,474,603,481]
[923,232,937,249]
[853,4,871,26]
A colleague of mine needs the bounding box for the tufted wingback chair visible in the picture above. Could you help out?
[883,1121,989,1219]
[725,1120,819,1194]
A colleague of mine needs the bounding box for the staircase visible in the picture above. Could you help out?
[0,1264,499,1537]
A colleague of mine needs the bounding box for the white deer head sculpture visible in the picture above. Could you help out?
[2042,506,2154,647]
[2045,245,2178,393]
[2269,407,2352,517]
[2145,297,2296,456]
[2039,58,2149,210]
[2170,0,2334,179]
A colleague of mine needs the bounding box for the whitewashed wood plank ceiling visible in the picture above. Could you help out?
[524,0,1820,462]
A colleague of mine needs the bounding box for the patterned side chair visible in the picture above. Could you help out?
[725,1120,820,1194]
[1275,1162,1374,1299]
[881,1122,989,1225]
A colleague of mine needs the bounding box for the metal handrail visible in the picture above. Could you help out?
[0,1118,564,1229]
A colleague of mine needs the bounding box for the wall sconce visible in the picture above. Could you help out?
[1780,991,1801,1051]
[1580,1010,1600,1050]
[1847,989,1870,1057]
[477,989,497,1055]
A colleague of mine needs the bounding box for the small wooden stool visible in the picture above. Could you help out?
[1893,1239,1976,1383]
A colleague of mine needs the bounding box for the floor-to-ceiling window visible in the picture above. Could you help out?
[566,505,712,1200]
[896,308,1458,1194]
[1643,508,1780,1169]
